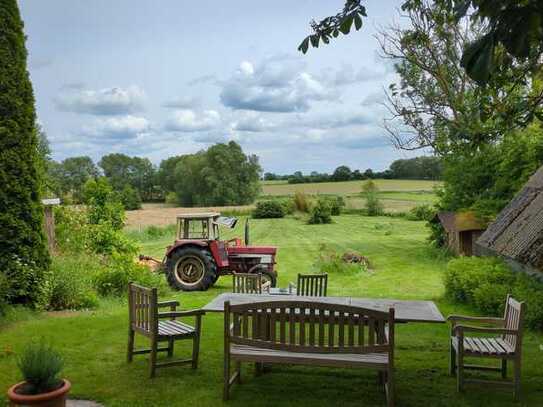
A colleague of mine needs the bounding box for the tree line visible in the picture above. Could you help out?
[40,134,262,209]
[264,156,441,184]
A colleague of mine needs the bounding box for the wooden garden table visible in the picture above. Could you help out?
[202,293,445,324]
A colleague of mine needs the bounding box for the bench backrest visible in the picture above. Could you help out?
[503,295,525,351]
[225,300,394,354]
[128,282,158,335]
[297,273,328,297]
[232,273,263,294]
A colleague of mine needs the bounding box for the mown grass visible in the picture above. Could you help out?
[1,215,542,406]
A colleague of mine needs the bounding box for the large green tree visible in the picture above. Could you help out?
[49,156,99,203]
[0,0,50,304]
[99,153,155,201]
[173,141,262,206]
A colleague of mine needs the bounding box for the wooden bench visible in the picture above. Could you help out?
[127,282,205,378]
[223,300,395,406]
[448,295,525,400]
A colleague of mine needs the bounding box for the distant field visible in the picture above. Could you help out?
[261,179,441,196]
[126,179,441,229]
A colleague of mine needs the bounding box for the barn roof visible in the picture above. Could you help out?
[476,166,543,269]
[434,211,486,232]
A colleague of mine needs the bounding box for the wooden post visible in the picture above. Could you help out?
[41,198,60,253]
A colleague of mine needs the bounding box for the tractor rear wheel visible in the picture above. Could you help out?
[165,247,218,291]
[248,264,277,288]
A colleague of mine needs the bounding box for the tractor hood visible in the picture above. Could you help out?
[227,246,277,255]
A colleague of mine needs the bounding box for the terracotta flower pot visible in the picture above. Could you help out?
[7,379,71,407]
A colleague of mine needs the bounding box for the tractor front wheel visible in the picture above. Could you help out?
[165,247,218,291]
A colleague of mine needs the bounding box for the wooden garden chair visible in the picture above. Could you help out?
[291,273,328,296]
[232,273,270,294]
[448,295,526,400]
[127,282,204,378]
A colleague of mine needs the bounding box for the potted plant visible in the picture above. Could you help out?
[7,339,70,407]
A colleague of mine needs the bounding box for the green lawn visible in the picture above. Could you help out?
[1,215,542,406]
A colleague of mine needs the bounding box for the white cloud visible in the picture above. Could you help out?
[81,115,151,140]
[165,109,221,132]
[55,85,146,115]
[239,61,254,76]
[220,56,336,113]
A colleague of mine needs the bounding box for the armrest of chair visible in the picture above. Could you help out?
[447,315,504,326]
[261,281,271,293]
[157,300,180,309]
[453,324,519,336]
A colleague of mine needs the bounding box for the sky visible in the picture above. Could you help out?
[19,0,420,174]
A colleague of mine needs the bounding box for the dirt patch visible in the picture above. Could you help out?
[125,204,254,229]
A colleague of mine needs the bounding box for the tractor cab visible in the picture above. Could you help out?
[175,213,238,241]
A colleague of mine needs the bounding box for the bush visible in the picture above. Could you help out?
[120,184,142,210]
[293,191,311,213]
[407,204,436,221]
[278,198,296,215]
[83,177,125,230]
[17,339,63,395]
[308,198,332,224]
[40,255,99,311]
[444,257,543,330]
[0,273,9,315]
[444,257,515,304]
[362,181,383,216]
[253,200,285,219]
[327,195,346,216]
[92,254,166,297]
[165,191,179,205]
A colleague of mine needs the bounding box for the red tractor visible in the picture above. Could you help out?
[147,213,278,291]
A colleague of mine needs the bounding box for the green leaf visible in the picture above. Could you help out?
[354,14,363,30]
[461,34,495,84]
[297,37,310,54]
[339,16,353,35]
[310,34,319,48]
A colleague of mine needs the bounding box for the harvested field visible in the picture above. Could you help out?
[125,204,253,229]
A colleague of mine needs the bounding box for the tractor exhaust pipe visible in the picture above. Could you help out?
[244,218,250,245]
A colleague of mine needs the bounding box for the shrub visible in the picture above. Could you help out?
[308,198,332,224]
[165,191,179,205]
[92,254,166,297]
[278,198,296,215]
[0,273,9,315]
[17,339,63,395]
[512,274,543,330]
[293,191,311,213]
[253,200,285,219]
[407,204,436,221]
[362,181,383,216]
[120,184,142,210]
[444,257,515,304]
[327,195,346,216]
[83,177,125,230]
[444,256,543,330]
[40,255,99,311]
[86,223,138,256]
